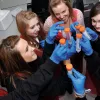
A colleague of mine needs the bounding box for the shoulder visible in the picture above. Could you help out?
[73,8,83,16]
[44,16,54,32]
[73,8,84,25]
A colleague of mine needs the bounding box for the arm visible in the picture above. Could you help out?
[75,8,85,26]
[0,59,58,100]
[44,16,54,34]
[80,34,100,80]
[85,51,100,80]
[0,39,71,100]
[42,21,64,62]
[68,68,87,100]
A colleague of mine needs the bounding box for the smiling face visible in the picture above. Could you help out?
[52,2,69,23]
[91,14,100,32]
[15,38,37,62]
[26,17,40,38]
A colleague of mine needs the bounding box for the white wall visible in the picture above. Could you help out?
[0,0,28,40]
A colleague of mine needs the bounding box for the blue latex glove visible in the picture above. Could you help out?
[46,21,64,44]
[70,21,79,34]
[50,37,76,64]
[39,40,45,48]
[67,68,86,95]
[66,37,76,59]
[80,35,93,56]
[50,43,68,64]
[86,27,98,41]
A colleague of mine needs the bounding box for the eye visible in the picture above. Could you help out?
[30,25,35,29]
[26,45,28,52]
[36,22,39,26]
[62,10,66,13]
[92,19,96,23]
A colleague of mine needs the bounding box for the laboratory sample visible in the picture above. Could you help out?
[63,28,72,47]
[66,63,73,74]
[76,33,82,53]
[79,26,92,40]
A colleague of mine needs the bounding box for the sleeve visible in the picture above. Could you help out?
[85,51,100,80]
[44,16,54,33]
[75,8,85,26]
[0,59,58,100]
[40,66,73,96]
[40,74,73,96]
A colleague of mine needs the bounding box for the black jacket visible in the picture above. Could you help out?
[85,51,100,80]
[0,59,58,100]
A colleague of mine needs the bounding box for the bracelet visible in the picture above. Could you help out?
[74,89,91,98]
[74,92,86,98]
[74,90,86,98]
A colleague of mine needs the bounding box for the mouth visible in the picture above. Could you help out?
[95,27,100,31]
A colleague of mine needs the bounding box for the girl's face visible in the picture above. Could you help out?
[52,2,69,23]
[26,17,40,38]
[15,38,37,62]
[92,14,100,32]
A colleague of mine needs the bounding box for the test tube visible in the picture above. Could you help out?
[59,38,71,65]
[63,28,72,47]
[66,63,73,74]
[76,33,82,53]
[79,26,92,40]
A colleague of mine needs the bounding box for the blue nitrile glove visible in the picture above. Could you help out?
[80,35,93,56]
[66,37,76,59]
[50,43,68,64]
[86,27,98,41]
[70,21,79,33]
[39,40,45,48]
[46,21,64,44]
[67,68,86,95]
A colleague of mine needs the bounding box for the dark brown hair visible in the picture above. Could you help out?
[0,35,31,87]
[89,2,100,32]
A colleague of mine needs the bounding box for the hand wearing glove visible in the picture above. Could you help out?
[86,27,98,41]
[67,68,86,95]
[70,21,79,34]
[50,43,68,64]
[80,35,93,56]
[40,40,45,48]
[66,37,76,59]
[46,21,64,44]
[50,37,76,64]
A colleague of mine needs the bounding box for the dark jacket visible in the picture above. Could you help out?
[0,59,58,100]
[85,51,100,95]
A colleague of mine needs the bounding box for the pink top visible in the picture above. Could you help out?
[44,8,85,32]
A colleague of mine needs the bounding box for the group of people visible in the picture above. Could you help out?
[0,0,100,100]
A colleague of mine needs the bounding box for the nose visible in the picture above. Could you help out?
[35,25,40,31]
[60,14,64,19]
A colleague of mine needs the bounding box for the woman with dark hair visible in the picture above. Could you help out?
[69,2,100,99]
[87,2,100,99]
[0,21,76,100]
